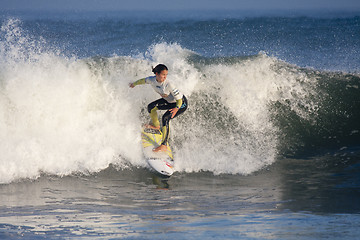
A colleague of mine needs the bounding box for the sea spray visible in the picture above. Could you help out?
[0,55,143,183]
[1,18,358,183]
[0,19,143,183]
[172,53,320,174]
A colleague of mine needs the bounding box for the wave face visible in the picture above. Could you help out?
[0,19,359,183]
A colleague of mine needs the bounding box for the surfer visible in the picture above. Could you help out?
[129,64,188,152]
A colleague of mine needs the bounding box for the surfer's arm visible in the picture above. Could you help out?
[129,78,146,88]
[169,99,182,118]
[168,83,183,117]
[168,83,183,107]
[175,98,182,109]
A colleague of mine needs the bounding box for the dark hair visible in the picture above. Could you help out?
[152,64,168,74]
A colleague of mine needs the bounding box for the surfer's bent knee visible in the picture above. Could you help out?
[162,112,172,127]
[147,102,157,113]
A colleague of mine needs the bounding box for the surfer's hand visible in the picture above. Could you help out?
[170,108,178,118]
[129,83,135,88]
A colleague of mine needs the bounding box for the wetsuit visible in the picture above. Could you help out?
[132,76,188,145]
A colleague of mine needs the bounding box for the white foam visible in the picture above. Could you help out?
[0,20,144,183]
[0,20,319,183]
[172,54,319,175]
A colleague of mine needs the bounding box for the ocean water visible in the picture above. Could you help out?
[0,9,360,239]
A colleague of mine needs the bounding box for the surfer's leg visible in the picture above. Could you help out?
[147,99,168,128]
[161,110,172,145]
[160,96,188,145]
[160,108,186,146]
[153,96,188,152]
[148,107,160,128]
[152,112,171,152]
[168,96,188,120]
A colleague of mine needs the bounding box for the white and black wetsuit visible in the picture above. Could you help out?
[144,76,183,104]
[132,76,188,146]
[147,95,188,145]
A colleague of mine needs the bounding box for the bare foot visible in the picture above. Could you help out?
[153,144,167,152]
[144,124,160,130]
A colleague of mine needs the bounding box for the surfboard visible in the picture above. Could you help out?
[141,127,174,176]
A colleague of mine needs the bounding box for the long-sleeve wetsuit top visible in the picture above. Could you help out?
[133,76,183,108]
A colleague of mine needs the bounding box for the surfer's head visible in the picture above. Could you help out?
[152,64,168,83]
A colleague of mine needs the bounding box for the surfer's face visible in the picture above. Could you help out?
[156,70,168,83]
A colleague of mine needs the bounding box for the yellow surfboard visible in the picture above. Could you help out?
[141,128,174,176]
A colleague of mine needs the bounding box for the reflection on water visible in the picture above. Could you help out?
[0,165,282,238]
[0,153,359,239]
[152,175,170,190]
